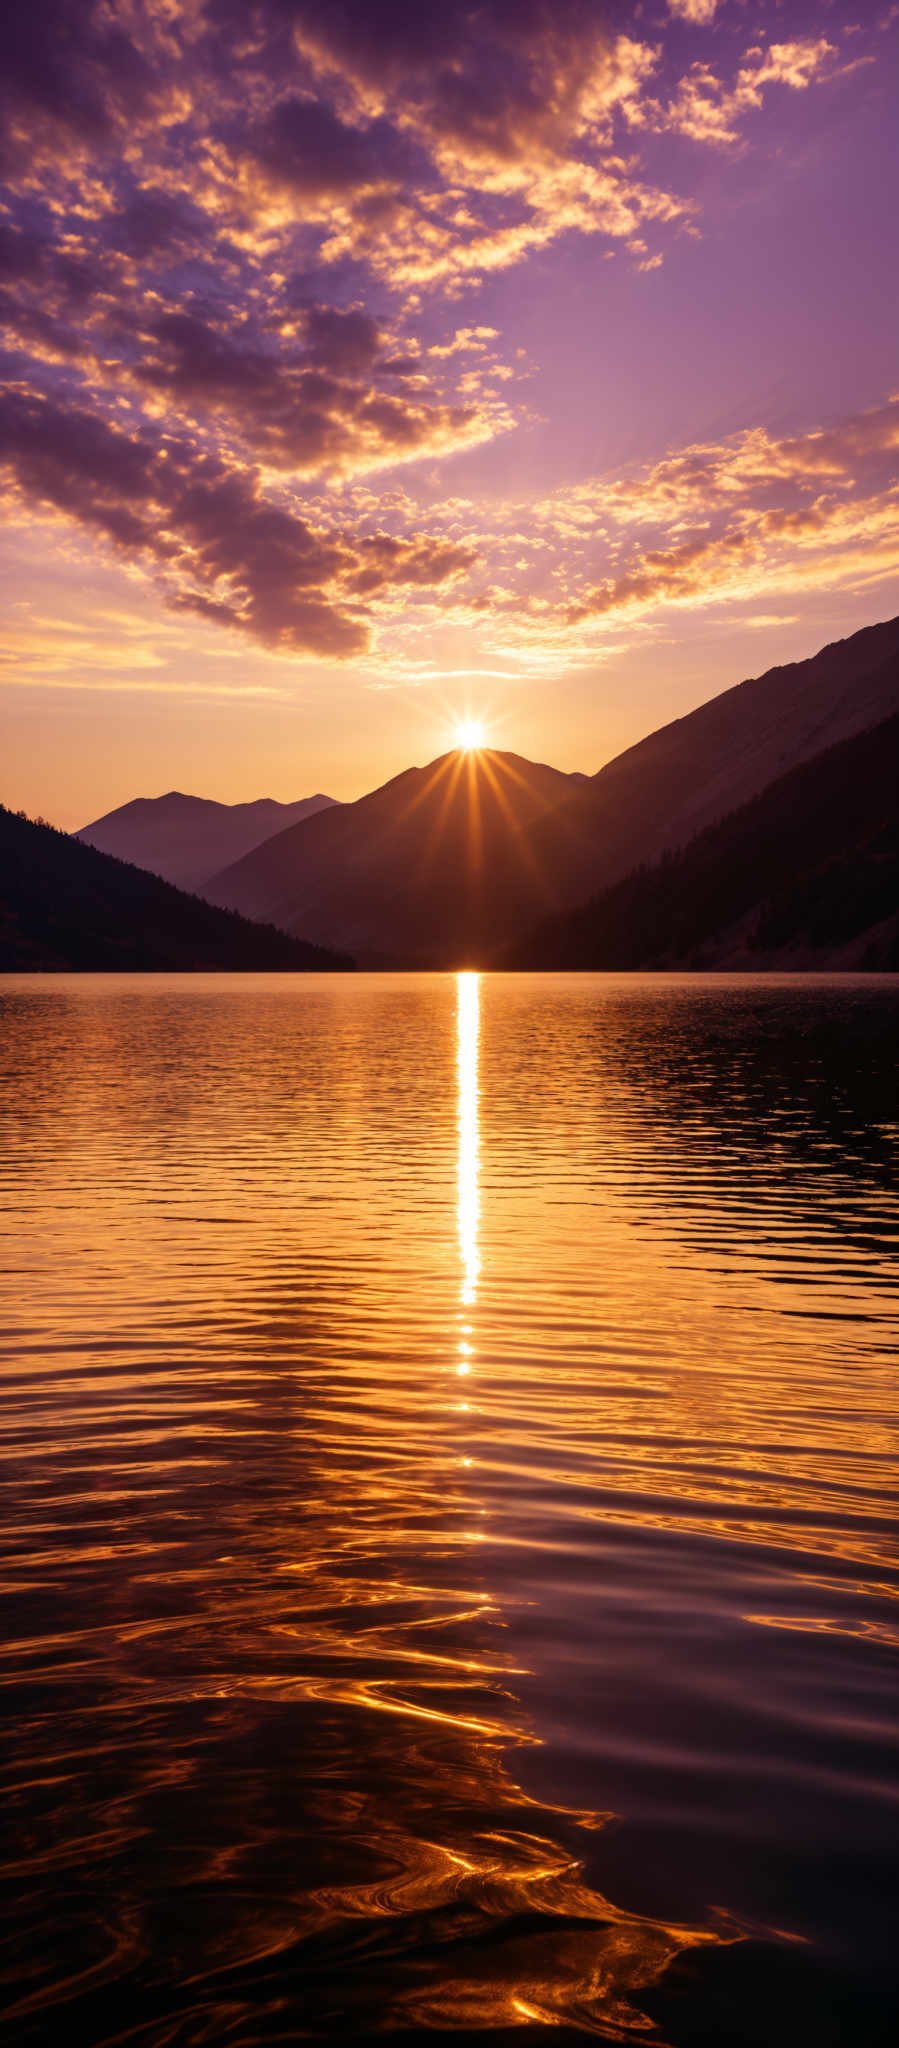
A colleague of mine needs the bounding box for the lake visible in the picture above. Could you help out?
[1,972,896,2044]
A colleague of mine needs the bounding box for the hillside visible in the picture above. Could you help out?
[507,714,899,971]
[77,790,336,893]
[0,808,353,972]
[524,616,899,919]
[204,749,584,966]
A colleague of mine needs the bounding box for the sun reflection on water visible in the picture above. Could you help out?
[457,970,480,1315]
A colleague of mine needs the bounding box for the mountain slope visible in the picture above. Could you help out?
[204,749,584,966]
[0,808,353,971]
[524,616,899,919]
[507,713,899,971]
[77,790,337,892]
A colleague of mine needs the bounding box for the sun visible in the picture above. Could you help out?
[455,720,485,750]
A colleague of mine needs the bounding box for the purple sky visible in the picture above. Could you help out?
[1,0,898,825]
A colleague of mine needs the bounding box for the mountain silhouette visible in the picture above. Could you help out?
[0,807,353,971]
[203,618,899,966]
[204,750,585,965]
[77,790,336,893]
[519,615,899,925]
[508,712,899,971]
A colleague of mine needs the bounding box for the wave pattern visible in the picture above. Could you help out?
[0,972,896,2043]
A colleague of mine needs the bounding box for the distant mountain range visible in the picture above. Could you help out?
[200,617,899,967]
[0,808,352,972]
[6,615,899,973]
[508,712,899,972]
[203,750,586,966]
[77,790,336,893]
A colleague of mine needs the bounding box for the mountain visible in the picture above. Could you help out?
[0,807,353,971]
[77,790,337,893]
[204,618,899,967]
[519,615,899,924]
[507,713,899,971]
[204,750,585,966]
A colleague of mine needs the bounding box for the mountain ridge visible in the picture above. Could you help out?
[203,617,899,966]
[204,748,586,965]
[77,789,337,893]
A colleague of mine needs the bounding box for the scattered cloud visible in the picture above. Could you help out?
[667,1,719,24]
[373,396,899,662]
[0,386,478,658]
[125,306,509,476]
[540,401,899,532]
[428,328,500,360]
[562,489,899,629]
[637,39,840,147]
[504,400,899,640]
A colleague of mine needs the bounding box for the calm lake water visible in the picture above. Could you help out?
[1,972,897,2045]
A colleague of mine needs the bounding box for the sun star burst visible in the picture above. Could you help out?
[455,720,485,750]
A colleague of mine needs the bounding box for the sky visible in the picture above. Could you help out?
[1,0,898,828]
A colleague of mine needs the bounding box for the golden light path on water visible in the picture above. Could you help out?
[457,970,480,1389]
[406,972,735,2037]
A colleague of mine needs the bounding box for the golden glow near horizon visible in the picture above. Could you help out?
[457,971,480,1317]
[455,721,486,751]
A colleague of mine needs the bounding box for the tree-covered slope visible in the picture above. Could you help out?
[507,714,899,972]
[0,807,354,971]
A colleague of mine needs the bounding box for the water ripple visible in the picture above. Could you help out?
[0,972,896,2043]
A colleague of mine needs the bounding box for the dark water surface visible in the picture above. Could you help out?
[1,973,896,2045]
